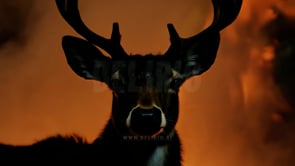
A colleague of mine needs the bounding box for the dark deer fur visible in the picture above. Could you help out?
[0,0,242,165]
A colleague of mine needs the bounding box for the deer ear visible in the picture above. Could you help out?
[61,35,111,83]
[181,31,220,78]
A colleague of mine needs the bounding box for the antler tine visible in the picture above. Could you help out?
[185,0,243,46]
[55,0,127,58]
[167,24,180,46]
[163,0,242,78]
[165,0,242,57]
[210,0,242,31]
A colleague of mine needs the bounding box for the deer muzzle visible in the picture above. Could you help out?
[126,105,166,136]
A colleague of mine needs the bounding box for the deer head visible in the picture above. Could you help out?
[56,0,242,138]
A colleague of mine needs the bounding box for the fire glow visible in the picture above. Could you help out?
[0,0,294,165]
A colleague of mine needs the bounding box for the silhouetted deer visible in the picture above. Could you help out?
[0,0,242,165]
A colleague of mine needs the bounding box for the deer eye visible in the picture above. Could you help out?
[111,78,126,93]
[170,77,184,90]
[111,71,126,92]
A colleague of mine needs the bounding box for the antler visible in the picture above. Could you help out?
[165,0,242,76]
[55,0,127,58]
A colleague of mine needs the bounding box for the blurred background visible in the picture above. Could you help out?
[0,0,294,165]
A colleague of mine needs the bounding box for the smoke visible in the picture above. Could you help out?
[0,0,41,50]
[175,0,295,165]
[203,0,295,165]
[0,0,295,166]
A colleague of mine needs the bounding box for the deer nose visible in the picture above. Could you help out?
[126,105,166,136]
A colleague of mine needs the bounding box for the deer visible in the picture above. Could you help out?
[0,0,242,165]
